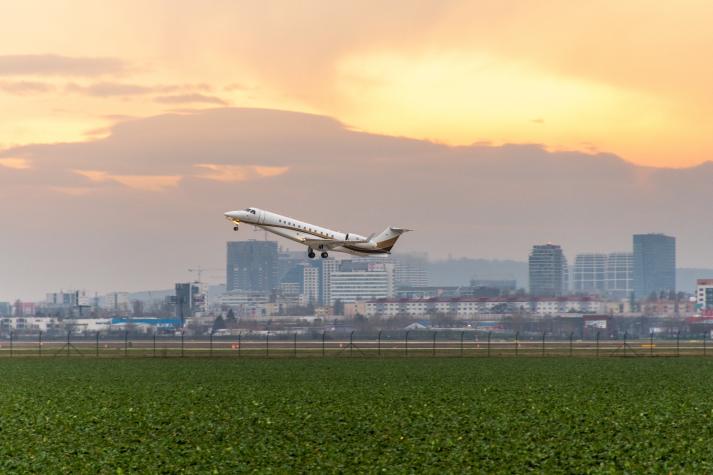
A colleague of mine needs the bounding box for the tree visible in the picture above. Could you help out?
[212,315,226,331]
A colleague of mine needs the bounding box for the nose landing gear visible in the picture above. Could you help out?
[233,225,239,231]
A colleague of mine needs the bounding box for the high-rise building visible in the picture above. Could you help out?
[318,258,340,306]
[529,244,568,296]
[573,252,633,298]
[633,233,676,299]
[303,266,319,305]
[605,252,634,299]
[226,240,278,292]
[573,253,607,294]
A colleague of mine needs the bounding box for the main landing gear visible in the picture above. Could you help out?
[307,248,329,259]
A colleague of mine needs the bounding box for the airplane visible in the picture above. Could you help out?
[224,207,411,258]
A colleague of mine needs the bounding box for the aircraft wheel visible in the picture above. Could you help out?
[233,226,239,231]
[308,249,316,259]
[321,252,329,258]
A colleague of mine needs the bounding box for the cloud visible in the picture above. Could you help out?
[66,82,153,96]
[0,80,55,95]
[0,54,126,76]
[154,93,228,105]
[66,82,214,97]
[50,186,95,196]
[0,157,31,169]
[194,164,289,182]
[74,169,182,191]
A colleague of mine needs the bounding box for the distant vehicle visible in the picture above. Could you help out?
[224,207,411,259]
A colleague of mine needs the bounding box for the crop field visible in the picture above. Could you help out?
[1,358,712,472]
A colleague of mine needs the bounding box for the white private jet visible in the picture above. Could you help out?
[224,207,411,258]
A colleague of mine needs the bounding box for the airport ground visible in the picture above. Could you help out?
[0,333,708,358]
[0,358,712,472]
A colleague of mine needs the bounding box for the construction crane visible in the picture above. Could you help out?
[187,267,222,284]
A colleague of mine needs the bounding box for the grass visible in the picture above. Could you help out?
[0,358,712,472]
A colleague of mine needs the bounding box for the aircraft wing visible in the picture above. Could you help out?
[302,237,371,249]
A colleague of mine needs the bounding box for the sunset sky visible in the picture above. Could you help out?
[2,1,713,299]
[2,0,713,168]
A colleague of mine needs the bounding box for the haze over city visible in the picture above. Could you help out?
[3,0,713,299]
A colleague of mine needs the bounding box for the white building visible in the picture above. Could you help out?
[573,253,607,294]
[696,279,713,311]
[0,316,63,332]
[329,263,394,305]
[365,296,604,319]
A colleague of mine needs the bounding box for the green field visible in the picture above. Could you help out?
[1,358,712,473]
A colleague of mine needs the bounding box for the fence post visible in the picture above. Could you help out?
[596,331,600,357]
[569,331,573,357]
[515,331,519,357]
[541,331,546,357]
[349,330,355,357]
[124,330,128,358]
[405,330,410,357]
[432,331,437,357]
[210,330,214,358]
[153,332,157,358]
[293,332,298,358]
[96,331,100,358]
[650,331,654,357]
[676,330,680,357]
[322,331,326,357]
[66,330,71,357]
[9,331,13,358]
[181,331,185,358]
[704,332,707,357]
[238,332,241,358]
[377,330,382,357]
[265,331,269,358]
[487,331,491,357]
[460,331,465,357]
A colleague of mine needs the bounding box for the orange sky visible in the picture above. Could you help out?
[1,0,713,167]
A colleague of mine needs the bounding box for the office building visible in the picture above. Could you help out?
[226,240,278,292]
[633,234,676,299]
[605,252,634,299]
[529,244,568,296]
[573,253,607,294]
[571,252,634,299]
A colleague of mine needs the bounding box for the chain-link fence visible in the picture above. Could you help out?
[0,329,706,358]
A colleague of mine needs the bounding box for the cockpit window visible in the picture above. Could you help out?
[250,210,256,214]
[244,208,256,214]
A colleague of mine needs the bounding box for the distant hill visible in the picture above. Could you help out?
[428,259,528,288]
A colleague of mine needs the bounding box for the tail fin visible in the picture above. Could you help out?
[372,227,412,252]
